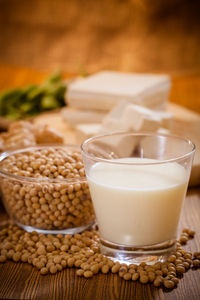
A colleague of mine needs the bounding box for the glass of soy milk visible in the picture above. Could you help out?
[81,133,195,264]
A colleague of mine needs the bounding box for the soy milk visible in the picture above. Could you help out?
[88,158,188,246]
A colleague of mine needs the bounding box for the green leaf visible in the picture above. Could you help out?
[0,72,67,119]
[41,96,60,109]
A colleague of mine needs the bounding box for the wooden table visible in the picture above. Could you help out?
[0,188,200,300]
[0,65,200,299]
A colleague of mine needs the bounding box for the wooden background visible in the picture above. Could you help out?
[0,0,200,76]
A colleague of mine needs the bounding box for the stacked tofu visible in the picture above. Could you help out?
[63,71,172,143]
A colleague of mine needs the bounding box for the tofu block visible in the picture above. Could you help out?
[101,102,173,133]
[66,71,171,111]
[76,123,138,157]
[75,123,102,143]
[61,107,106,128]
[75,102,172,144]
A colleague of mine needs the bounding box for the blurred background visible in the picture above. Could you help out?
[0,0,200,111]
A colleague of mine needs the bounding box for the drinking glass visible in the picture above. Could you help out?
[81,132,195,264]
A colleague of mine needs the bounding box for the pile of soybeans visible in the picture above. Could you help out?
[0,224,199,290]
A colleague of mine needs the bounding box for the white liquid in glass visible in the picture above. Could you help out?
[88,158,188,246]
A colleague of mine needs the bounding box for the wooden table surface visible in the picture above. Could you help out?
[0,65,200,299]
[0,188,200,300]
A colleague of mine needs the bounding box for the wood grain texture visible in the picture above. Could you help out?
[0,0,200,75]
[0,188,200,300]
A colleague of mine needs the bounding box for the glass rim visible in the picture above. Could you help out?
[81,132,196,165]
[0,144,86,183]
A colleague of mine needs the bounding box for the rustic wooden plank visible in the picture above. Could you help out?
[0,188,199,300]
[0,1,200,78]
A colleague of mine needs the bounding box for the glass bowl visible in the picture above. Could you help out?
[0,145,95,234]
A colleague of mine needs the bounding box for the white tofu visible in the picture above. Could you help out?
[101,103,173,133]
[61,107,106,128]
[66,71,171,111]
[76,123,138,157]
[120,104,172,131]
[75,103,173,143]
[75,123,102,143]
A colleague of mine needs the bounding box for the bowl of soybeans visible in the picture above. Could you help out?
[0,145,95,234]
